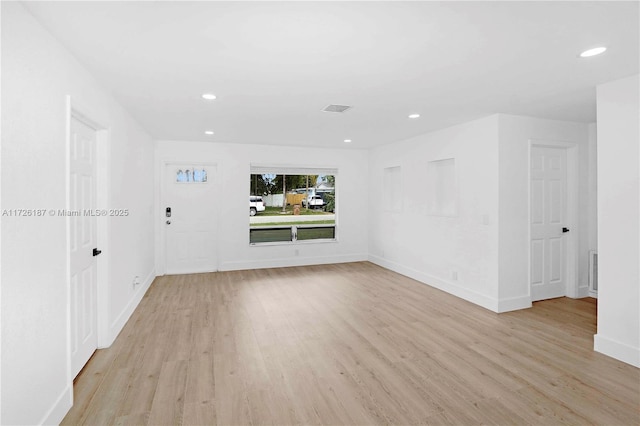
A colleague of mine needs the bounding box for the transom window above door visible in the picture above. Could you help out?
[175,167,208,183]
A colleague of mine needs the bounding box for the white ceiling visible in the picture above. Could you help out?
[24,1,639,149]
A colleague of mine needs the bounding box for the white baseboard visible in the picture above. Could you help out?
[368,255,504,313]
[104,269,156,348]
[497,295,532,313]
[41,385,72,425]
[576,284,590,298]
[164,267,217,275]
[219,253,368,271]
[594,334,640,367]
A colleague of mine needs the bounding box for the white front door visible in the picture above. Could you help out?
[530,146,568,301]
[164,164,218,274]
[70,117,99,378]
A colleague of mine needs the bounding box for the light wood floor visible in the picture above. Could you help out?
[63,262,639,425]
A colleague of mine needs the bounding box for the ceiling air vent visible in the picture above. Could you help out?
[322,104,352,113]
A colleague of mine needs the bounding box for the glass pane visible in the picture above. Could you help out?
[297,226,335,240]
[176,168,208,183]
[250,227,292,244]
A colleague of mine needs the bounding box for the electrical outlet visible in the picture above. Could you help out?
[294,249,299,257]
[451,270,458,281]
[133,275,140,289]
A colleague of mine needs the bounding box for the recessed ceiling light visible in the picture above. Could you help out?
[202,93,217,100]
[408,113,421,119]
[204,130,214,135]
[344,139,352,143]
[579,47,607,58]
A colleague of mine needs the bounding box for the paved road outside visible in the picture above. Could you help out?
[250,214,335,224]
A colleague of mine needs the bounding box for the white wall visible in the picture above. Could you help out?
[594,74,640,367]
[1,3,155,424]
[368,114,595,314]
[497,115,591,309]
[368,115,502,311]
[155,140,369,272]
[587,122,598,294]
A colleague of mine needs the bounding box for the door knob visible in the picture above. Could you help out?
[93,248,102,256]
[166,220,171,225]
[562,227,570,233]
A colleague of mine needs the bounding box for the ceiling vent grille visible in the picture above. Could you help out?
[322,104,352,113]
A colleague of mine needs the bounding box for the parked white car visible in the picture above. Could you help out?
[302,195,325,209]
[250,196,266,216]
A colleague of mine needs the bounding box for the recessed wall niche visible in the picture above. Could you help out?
[383,166,402,212]
[426,158,457,216]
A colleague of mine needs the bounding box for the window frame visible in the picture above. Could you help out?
[249,165,338,246]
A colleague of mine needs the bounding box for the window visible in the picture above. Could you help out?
[249,166,337,244]
[176,167,207,183]
[426,158,457,216]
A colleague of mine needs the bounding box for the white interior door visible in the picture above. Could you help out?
[530,146,568,301]
[164,164,218,274]
[70,117,99,378]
